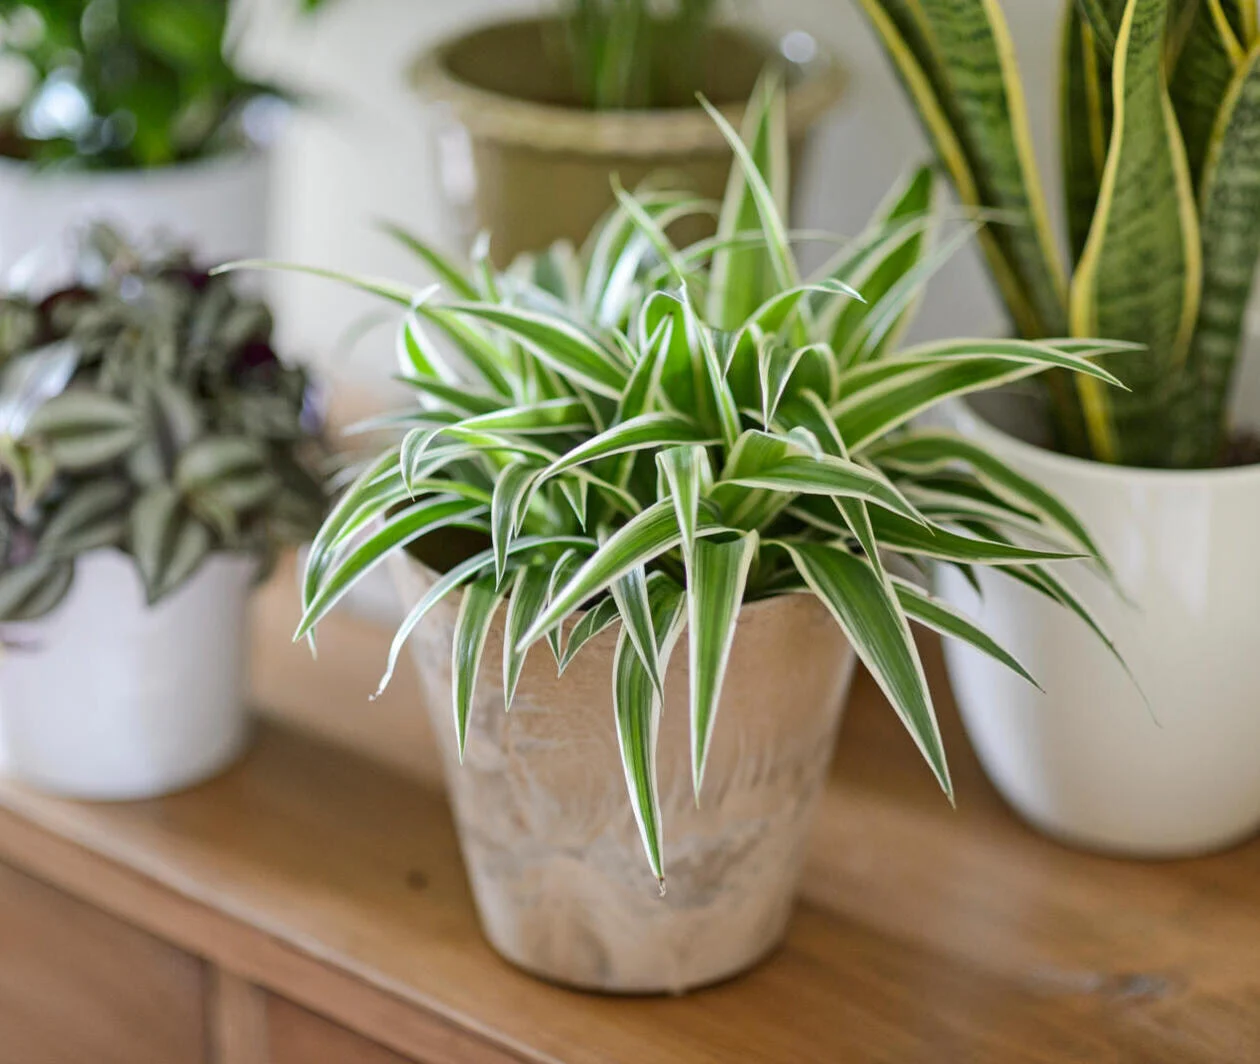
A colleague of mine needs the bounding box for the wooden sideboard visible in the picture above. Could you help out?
[1,564,1259,1063]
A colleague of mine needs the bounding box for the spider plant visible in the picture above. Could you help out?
[229,77,1129,886]
[562,0,722,109]
[855,0,1260,468]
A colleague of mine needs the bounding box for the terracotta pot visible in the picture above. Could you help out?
[411,18,845,266]
[392,553,856,994]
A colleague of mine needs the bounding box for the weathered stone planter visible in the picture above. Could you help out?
[393,553,856,994]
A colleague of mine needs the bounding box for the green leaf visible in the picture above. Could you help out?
[558,595,622,672]
[377,220,479,300]
[503,563,553,709]
[706,71,795,328]
[522,500,708,647]
[24,389,140,470]
[443,302,630,398]
[452,574,508,762]
[129,484,213,604]
[38,480,130,559]
[1174,41,1260,466]
[892,576,1039,688]
[1169,0,1239,191]
[1069,0,1202,465]
[297,496,488,639]
[546,547,586,665]
[709,428,818,529]
[0,557,75,622]
[611,565,665,695]
[782,541,951,798]
[491,460,541,583]
[868,509,1086,565]
[174,436,265,495]
[541,413,718,482]
[1062,1,1114,266]
[687,532,759,797]
[613,573,687,887]
[656,444,712,561]
[724,454,925,525]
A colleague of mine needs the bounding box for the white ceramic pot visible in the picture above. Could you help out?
[0,551,255,800]
[393,553,857,994]
[937,396,1260,857]
[0,152,270,283]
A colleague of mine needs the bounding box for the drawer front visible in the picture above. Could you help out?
[268,996,417,1063]
[0,859,205,1064]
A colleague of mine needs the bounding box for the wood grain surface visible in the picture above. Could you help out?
[0,561,1258,1063]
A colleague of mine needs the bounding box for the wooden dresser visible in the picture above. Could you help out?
[1,565,1259,1063]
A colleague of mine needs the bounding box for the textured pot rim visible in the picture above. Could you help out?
[953,397,1260,489]
[409,16,846,156]
[0,147,268,185]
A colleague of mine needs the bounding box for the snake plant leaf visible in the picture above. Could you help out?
[452,574,508,762]
[656,444,712,562]
[613,573,687,888]
[23,389,140,470]
[1174,41,1260,466]
[37,480,130,558]
[442,302,630,398]
[612,565,666,695]
[1070,0,1202,465]
[296,496,488,639]
[0,557,75,621]
[558,594,622,673]
[378,220,480,300]
[829,165,936,361]
[687,531,759,798]
[129,484,213,603]
[892,576,1039,687]
[1062,1,1115,264]
[1170,0,1241,190]
[782,541,951,799]
[869,508,1086,565]
[706,72,793,328]
[915,0,1069,328]
[1075,0,1126,52]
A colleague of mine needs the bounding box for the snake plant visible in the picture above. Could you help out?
[239,78,1128,887]
[0,227,326,621]
[856,0,1260,468]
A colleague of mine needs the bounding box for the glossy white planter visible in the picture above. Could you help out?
[938,398,1260,856]
[0,152,270,282]
[0,551,255,800]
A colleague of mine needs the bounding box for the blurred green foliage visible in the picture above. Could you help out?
[0,0,328,169]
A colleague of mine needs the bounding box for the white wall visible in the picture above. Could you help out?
[238,0,1066,396]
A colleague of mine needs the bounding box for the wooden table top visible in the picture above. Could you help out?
[0,578,1258,1063]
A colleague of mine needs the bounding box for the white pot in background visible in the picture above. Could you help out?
[0,551,255,801]
[0,152,270,283]
[938,396,1260,857]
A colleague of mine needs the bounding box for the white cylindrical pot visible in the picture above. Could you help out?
[0,551,255,801]
[393,554,857,994]
[938,396,1260,856]
[0,152,270,282]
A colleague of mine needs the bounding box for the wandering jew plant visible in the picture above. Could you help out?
[856,0,1260,468]
[0,227,326,621]
[248,79,1128,885]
